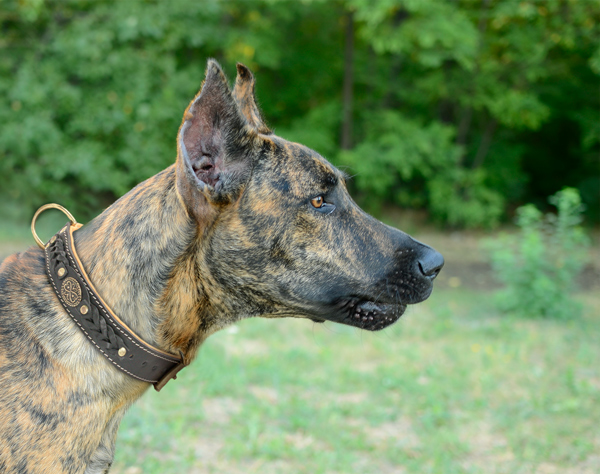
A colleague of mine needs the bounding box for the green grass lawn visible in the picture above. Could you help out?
[110,288,600,474]
[2,219,598,473]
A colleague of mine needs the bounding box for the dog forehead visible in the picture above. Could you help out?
[258,135,340,189]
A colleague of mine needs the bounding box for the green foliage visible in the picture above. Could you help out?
[338,110,504,227]
[486,188,589,318]
[484,89,550,130]
[0,0,227,219]
[1,0,599,226]
[276,101,342,160]
[338,110,459,207]
[348,0,599,223]
[428,167,504,228]
[352,0,478,69]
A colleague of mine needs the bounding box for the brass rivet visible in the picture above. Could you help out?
[50,235,56,243]
[58,268,66,277]
[118,348,127,357]
[80,305,88,314]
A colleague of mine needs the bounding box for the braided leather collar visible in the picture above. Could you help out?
[44,224,186,391]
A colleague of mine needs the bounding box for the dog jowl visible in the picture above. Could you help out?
[0,60,443,474]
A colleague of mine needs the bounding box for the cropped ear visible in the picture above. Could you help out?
[232,63,271,135]
[176,60,255,221]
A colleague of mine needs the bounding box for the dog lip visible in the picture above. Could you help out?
[348,301,407,331]
[323,298,407,331]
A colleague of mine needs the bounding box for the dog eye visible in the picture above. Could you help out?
[310,196,324,208]
[309,196,336,215]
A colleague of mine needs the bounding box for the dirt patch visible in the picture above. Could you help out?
[248,385,279,404]
[284,431,315,449]
[334,392,368,404]
[459,420,513,472]
[349,453,408,474]
[435,261,500,291]
[364,417,420,449]
[186,457,296,474]
[435,259,600,292]
[202,397,243,425]
[217,330,270,358]
[531,457,600,474]
[193,429,226,465]
[412,227,600,292]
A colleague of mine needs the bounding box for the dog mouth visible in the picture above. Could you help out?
[313,298,407,331]
[304,274,436,331]
[346,300,407,330]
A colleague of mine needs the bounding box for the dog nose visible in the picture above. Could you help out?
[418,249,444,280]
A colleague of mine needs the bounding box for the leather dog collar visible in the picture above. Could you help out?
[35,207,186,391]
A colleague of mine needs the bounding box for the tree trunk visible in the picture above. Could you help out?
[456,0,492,153]
[456,106,473,148]
[341,11,354,150]
[472,118,497,169]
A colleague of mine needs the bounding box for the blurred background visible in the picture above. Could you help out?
[1,1,599,473]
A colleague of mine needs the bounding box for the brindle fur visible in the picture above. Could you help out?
[0,60,443,473]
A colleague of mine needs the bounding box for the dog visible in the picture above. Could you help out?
[0,60,443,474]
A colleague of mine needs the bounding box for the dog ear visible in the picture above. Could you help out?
[176,59,255,220]
[232,63,271,135]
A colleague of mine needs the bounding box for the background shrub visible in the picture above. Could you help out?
[486,188,589,318]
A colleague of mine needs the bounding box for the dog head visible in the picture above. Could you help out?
[175,60,443,332]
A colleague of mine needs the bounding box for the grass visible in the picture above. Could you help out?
[1,218,599,473]
[109,287,600,474]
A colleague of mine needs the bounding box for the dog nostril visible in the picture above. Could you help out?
[418,250,444,280]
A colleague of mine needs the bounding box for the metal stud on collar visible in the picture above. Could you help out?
[31,203,79,249]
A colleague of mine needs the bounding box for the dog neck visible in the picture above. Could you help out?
[74,166,205,363]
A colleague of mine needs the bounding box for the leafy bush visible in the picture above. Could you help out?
[485,188,589,318]
[276,101,342,159]
[338,110,504,228]
[427,168,505,229]
[2,0,599,226]
[0,0,226,220]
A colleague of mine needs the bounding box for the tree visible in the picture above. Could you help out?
[1,0,598,226]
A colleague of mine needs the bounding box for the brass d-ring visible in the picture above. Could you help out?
[31,204,78,249]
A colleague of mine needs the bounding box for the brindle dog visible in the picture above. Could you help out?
[0,60,443,474]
